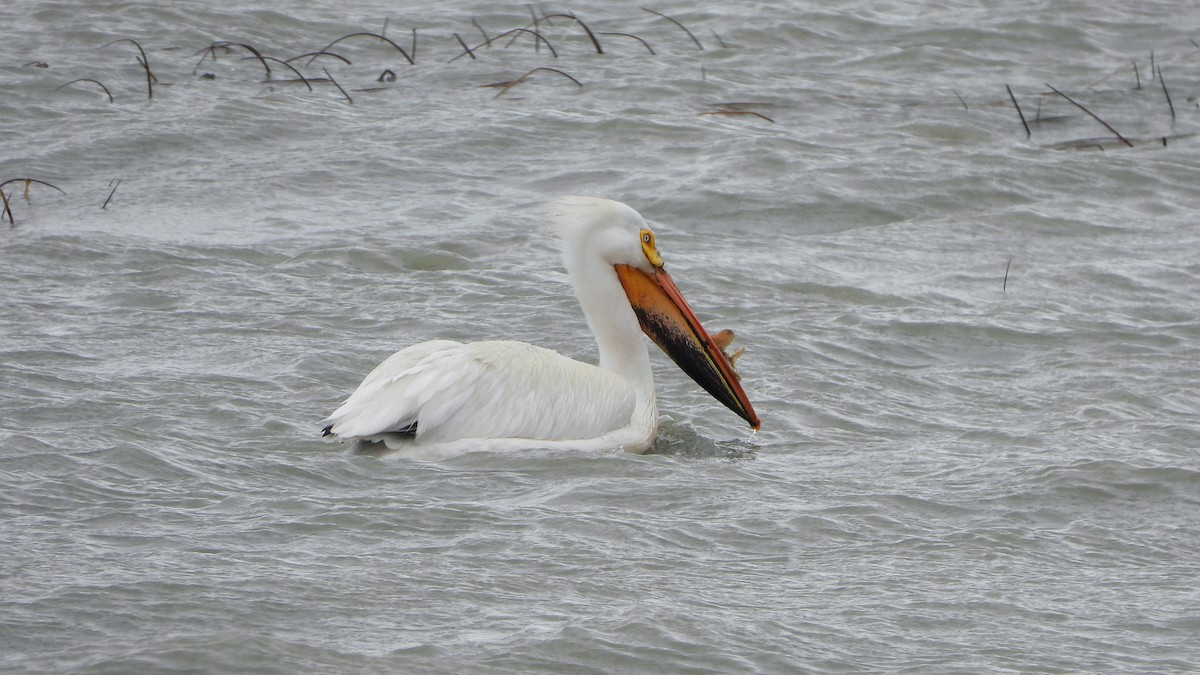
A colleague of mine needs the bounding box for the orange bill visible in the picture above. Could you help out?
[615,264,761,430]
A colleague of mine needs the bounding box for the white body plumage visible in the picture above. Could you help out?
[322,197,757,459]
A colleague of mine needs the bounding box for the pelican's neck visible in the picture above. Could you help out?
[566,253,654,389]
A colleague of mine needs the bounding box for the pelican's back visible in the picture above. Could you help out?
[322,340,636,445]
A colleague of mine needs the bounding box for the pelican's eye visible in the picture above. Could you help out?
[639,229,664,268]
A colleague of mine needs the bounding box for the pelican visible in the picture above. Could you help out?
[322,196,759,459]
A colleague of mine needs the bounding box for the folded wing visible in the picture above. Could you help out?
[322,340,637,444]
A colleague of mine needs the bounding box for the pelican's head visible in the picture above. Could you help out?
[546,196,662,274]
[546,196,760,431]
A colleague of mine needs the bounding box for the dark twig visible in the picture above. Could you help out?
[310,32,413,66]
[194,42,273,77]
[230,43,272,77]
[472,19,490,46]
[529,5,540,53]
[700,110,776,123]
[642,8,703,50]
[101,38,155,99]
[0,178,65,225]
[323,67,352,104]
[285,51,352,66]
[452,27,560,62]
[484,67,583,98]
[56,78,115,103]
[711,30,728,48]
[194,42,233,63]
[1156,66,1176,121]
[102,178,121,210]
[1003,257,1013,293]
[0,190,12,226]
[496,28,559,57]
[411,28,418,63]
[953,89,968,110]
[193,43,224,73]
[452,33,477,61]
[1132,60,1141,90]
[539,13,604,54]
[100,38,153,76]
[599,32,656,55]
[0,178,67,195]
[1005,84,1030,138]
[1045,83,1133,148]
[256,56,312,90]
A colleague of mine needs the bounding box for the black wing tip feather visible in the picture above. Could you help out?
[320,422,417,438]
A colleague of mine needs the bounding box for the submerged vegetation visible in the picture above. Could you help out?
[8,7,1197,225]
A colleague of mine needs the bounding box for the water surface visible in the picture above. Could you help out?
[2,1,1199,672]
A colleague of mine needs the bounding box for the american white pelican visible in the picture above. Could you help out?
[322,196,759,458]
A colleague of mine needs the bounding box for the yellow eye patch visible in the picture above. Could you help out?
[639,229,664,268]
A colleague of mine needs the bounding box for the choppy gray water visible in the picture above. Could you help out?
[3,1,1200,672]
